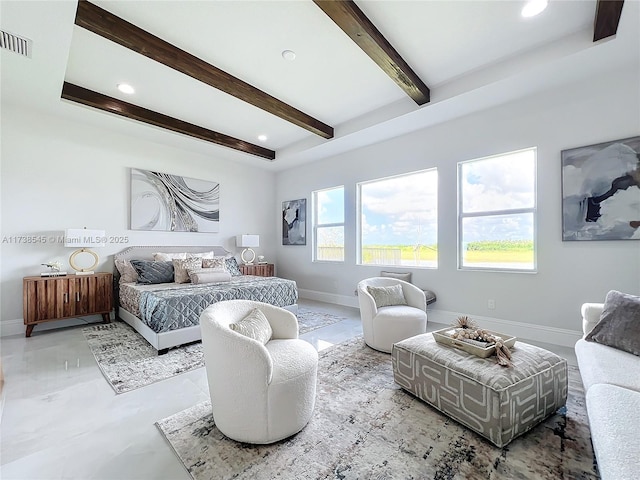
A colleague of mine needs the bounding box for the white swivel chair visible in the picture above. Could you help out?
[200,299,318,444]
[357,277,428,353]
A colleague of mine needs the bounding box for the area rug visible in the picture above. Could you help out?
[83,321,204,394]
[156,338,598,480]
[297,307,349,335]
[84,309,350,394]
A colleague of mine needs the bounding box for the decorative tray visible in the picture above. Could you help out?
[432,327,517,358]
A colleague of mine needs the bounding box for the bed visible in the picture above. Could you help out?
[113,246,298,354]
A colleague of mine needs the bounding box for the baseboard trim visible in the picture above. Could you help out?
[1,318,24,337]
[426,310,582,348]
[298,289,582,348]
[298,289,359,309]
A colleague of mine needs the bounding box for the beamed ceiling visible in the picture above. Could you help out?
[1,0,638,169]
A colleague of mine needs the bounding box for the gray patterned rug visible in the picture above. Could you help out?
[297,307,349,335]
[156,338,597,480]
[83,309,348,394]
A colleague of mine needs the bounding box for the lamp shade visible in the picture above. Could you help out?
[64,229,106,248]
[236,234,259,248]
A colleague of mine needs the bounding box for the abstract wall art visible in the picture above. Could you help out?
[282,198,306,245]
[561,136,640,241]
[130,168,220,232]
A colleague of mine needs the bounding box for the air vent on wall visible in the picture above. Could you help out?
[1,30,32,58]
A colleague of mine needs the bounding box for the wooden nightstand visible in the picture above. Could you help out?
[23,272,113,337]
[239,263,274,277]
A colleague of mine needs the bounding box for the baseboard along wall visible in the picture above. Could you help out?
[297,288,582,348]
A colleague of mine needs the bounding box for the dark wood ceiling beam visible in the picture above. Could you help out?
[74,0,333,139]
[61,82,275,160]
[313,0,430,105]
[593,0,624,41]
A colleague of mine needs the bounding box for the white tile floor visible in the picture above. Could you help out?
[0,299,577,479]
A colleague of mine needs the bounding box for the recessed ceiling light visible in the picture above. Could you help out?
[117,83,135,94]
[281,50,296,61]
[258,134,268,142]
[521,0,548,18]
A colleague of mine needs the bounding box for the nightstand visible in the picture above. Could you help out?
[239,263,274,277]
[23,272,113,337]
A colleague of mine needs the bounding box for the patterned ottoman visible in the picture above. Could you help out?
[392,333,567,448]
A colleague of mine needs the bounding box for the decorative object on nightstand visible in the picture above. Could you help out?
[257,255,266,264]
[23,272,113,337]
[64,227,105,274]
[236,234,259,265]
[40,261,67,277]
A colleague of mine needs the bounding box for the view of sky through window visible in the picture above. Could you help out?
[359,169,438,267]
[459,148,536,270]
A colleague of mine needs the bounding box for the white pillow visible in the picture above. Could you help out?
[153,252,187,262]
[229,308,272,345]
[189,270,232,284]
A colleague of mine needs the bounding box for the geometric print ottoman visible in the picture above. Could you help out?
[392,333,568,448]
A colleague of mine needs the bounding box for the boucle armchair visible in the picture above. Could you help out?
[200,300,318,444]
[357,277,427,353]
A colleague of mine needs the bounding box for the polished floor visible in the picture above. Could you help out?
[0,299,577,480]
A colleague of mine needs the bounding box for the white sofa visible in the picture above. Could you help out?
[574,303,640,480]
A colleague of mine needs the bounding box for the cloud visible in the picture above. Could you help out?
[360,170,438,244]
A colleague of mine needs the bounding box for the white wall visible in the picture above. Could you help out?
[0,106,277,334]
[275,66,640,346]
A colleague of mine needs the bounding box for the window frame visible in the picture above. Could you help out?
[312,185,345,263]
[356,168,438,268]
[457,147,538,273]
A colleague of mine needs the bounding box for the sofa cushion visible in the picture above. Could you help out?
[586,384,640,480]
[585,290,640,356]
[575,339,640,392]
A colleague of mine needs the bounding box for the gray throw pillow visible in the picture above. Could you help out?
[225,256,243,276]
[380,271,412,283]
[229,308,273,345]
[585,290,640,356]
[367,284,408,308]
[130,260,174,284]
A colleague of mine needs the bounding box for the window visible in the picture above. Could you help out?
[313,186,344,262]
[458,148,536,271]
[358,169,437,267]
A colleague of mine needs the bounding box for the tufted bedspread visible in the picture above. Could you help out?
[119,275,298,333]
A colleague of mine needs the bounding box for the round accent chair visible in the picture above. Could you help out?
[357,277,428,353]
[200,299,318,444]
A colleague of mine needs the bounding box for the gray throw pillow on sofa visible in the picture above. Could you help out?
[585,290,640,356]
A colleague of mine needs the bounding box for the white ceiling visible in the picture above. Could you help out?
[1,0,639,171]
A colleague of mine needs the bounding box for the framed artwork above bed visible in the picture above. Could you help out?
[130,168,220,232]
